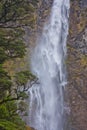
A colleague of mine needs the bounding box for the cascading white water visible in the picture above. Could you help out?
[28,0,70,130]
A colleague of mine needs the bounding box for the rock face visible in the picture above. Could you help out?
[26,0,53,46]
[67,0,87,130]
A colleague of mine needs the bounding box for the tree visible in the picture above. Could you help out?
[0,101,26,130]
[0,65,12,102]
[0,70,37,104]
[0,28,26,59]
[0,0,38,104]
[0,0,38,129]
[0,0,38,28]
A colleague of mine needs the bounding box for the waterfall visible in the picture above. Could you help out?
[28,0,70,130]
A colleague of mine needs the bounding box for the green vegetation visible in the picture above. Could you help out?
[0,0,38,130]
[0,102,26,130]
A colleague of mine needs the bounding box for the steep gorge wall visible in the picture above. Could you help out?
[67,0,87,130]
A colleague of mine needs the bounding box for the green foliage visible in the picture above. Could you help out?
[0,101,26,130]
[0,0,38,27]
[0,1,37,129]
[0,120,18,130]
[0,119,25,130]
[0,48,8,63]
[0,105,9,119]
[15,70,36,85]
[0,0,35,103]
[0,66,12,100]
[14,70,36,100]
[0,28,26,59]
